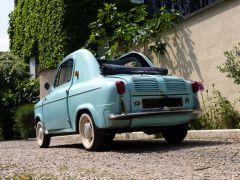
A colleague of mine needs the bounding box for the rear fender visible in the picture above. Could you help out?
[75,103,103,129]
[35,113,43,125]
[34,113,49,134]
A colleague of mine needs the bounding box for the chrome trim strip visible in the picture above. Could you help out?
[108,108,201,120]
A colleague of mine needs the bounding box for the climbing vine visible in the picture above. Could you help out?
[8,0,101,70]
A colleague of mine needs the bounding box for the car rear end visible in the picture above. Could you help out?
[104,74,201,129]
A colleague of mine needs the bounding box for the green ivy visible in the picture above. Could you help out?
[85,4,180,58]
[9,0,101,70]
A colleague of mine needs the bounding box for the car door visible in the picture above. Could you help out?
[42,59,74,130]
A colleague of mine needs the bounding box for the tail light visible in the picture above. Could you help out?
[116,81,125,95]
[191,81,204,93]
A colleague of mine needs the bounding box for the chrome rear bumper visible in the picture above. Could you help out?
[108,107,201,121]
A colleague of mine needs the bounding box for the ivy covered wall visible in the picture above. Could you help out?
[8,0,101,70]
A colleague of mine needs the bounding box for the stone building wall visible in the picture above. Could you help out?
[39,69,56,98]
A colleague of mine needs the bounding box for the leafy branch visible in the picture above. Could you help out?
[84,3,180,58]
[218,43,240,85]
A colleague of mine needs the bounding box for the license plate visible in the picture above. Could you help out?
[142,98,183,109]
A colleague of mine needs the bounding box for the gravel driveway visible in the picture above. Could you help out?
[0,135,239,179]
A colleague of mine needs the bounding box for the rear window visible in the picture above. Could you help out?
[98,52,168,75]
[97,52,152,67]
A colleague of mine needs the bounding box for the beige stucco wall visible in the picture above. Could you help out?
[149,0,240,110]
[39,69,56,98]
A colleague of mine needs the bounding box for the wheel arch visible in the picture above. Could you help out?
[34,114,48,133]
[35,116,40,124]
[75,103,104,132]
[34,113,43,126]
[75,109,92,133]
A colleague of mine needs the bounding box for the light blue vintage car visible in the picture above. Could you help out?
[35,49,201,151]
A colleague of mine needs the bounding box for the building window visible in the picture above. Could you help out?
[54,59,73,87]
[144,0,217,16]
[30,56,36,78]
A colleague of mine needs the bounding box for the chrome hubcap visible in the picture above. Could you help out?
[36,123,43,145]
[79,114,94,149]
[83,122,92,140]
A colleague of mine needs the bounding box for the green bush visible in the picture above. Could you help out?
[16,78,40,104]
[0,109,15,140]
[0,52,29,106]
[0,52,29,139]
[0,122,3,140]
[0,52,39,139]
[14,104,35,139]
[218,43,240,85]
[191,85,240,129]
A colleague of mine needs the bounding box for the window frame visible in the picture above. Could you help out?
[53,59,74,88]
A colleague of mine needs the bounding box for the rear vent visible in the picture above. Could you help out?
[164,78,188,94]
[133,78,160,92]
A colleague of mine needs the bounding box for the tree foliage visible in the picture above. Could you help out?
[0,52,39,139]
[85,4,180,58]
[218,43,240,85]
[0,52,29,107]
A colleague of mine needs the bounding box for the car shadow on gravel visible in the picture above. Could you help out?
[107,139,233,153]
[49,143,85,149]
[49,139,233,153]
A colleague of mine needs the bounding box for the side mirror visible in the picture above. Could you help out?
[44,82,50,91]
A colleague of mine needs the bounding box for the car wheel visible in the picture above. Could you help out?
[36,121,50,148]
[79,113,105,151]
[162,123,188,144]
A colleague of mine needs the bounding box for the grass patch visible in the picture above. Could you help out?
[58,164,69,171]
[5,172,58,180]
[36,173,57,180]
[8,173,33,180]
